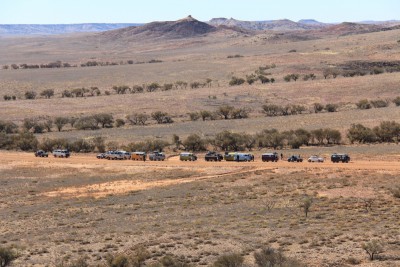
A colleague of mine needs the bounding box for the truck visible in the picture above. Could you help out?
[224,152,254,162]
[205,151,223,161]
[261,152,279,162]
[52,149,70,158]
[331,153,350,163]
[148,151,165,161]
[180,152,197,161]
[131,152,147,161]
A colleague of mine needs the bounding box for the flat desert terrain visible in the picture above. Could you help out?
[0,17,400,266]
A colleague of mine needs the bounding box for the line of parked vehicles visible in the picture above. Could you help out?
[90,150,351,163]
[34,149,351,163]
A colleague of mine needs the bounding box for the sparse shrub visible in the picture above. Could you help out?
[362,239,384,260]
[159,255,190,267]
[246,74,258,85]
[288,49,297,53]
[283,75,292,82]
[356,99,372,109]
[190,82,201,89]
[126,139,169,152]
[300,196,313,217]
[175,81,188,89]
[325,103,338,112]
[370,99,389,108]
[40,89,55,99]
[258,75,270,84]
[227,54,243,58]
[262,104,282,116]
[3,95,11,101]
[132,85,144,93]
[61,90,72,98]
[229,76,245,86]
[0,246,18,267]
[313,103,324,113]
[163,83,173,91]
[390,185,400,198]
[231,107,249,119]
[115,119,125,128]
[346,257,361,265]
[303,73,316,81]
[217,105,234,120]
[113,85,130,94]
[43,119,53,132]
[188,112,200,121]
[254,247,304,267]
[151,111,173,124]
[213,253,244,267]
[24,90,37,100]
[146,83,160,92]
[393,96,400,106]
[105,90,111,95]
[199,110,213,121]
[106,253,130,267]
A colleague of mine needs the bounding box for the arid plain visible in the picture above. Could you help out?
[0,18,400,266]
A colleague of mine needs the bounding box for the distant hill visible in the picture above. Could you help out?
[208,18,327,31]
[0,23,142,35]
[99,16,218,40]
[319,22,384,36]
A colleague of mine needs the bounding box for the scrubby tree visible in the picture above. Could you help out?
[262,104,282,117]
[188,112,200,121]
[151,111,173,124]
[24,91,37,100]
[74,116,98,130]
[93,113,114,128]
[54,117,69,132]
[92,136,106,152]
[246,74,258,85]
[0,121,18,134]
[183,134,205,151]
[112,85,130,94]
[217,105,234,120]
[199,110,213,121]
[313,103,324,113]
[71,139,95,153]
[43,119,53,132]
[115,119,125,128]
[362,240,384,261]
[40,89,55,99]
[131,85,144,93]
[14,132,39,151]
[126,113,149,126]
[146,83,160,92]
[373,121,400,143]
[347,124,376,144]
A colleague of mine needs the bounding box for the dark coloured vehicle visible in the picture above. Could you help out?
[262,152,279,162]
[34,150,48,157]
[288,155,303,162]
[331,153,350,163]
[205,151,223,161]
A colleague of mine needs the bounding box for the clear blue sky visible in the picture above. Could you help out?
[1,0,399,24]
